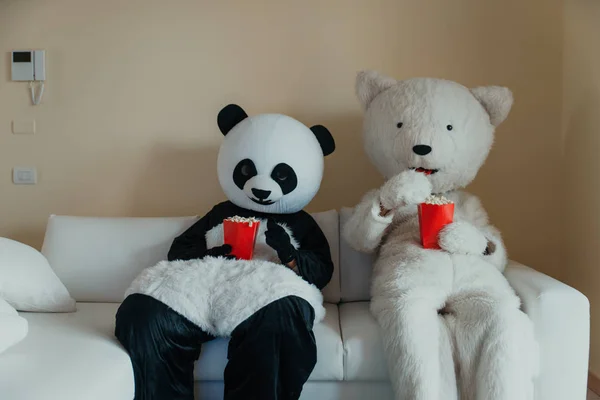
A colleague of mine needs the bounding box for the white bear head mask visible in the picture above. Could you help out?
[356,70,514,193]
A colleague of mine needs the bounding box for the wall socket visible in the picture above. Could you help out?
[12,167,37,185]
[12,120,36,134]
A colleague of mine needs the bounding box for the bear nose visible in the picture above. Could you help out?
[251,188,271,200]
[412,145,432,156]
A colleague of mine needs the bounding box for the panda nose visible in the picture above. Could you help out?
[413,145,432,156]
[251,188,271,200]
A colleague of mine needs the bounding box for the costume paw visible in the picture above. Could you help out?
[438,221,488,255]
[204,244,235,259]
[379,170,432,210]
[265,219,296,263]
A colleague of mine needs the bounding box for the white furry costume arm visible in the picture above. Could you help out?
[343,189,394,253]
[439,191,507,271]
[344,170,432,253]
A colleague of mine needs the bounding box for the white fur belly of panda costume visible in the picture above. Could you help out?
[126,218,325,337]
[125,103,335,338]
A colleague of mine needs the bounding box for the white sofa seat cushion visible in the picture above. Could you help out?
[41,210,340,304]
[0,303,134,400]
[195,382,394,400]
[0,298,28,355]
[339,301,388,381]
[195,302,344,381]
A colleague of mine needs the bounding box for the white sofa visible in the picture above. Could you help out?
[0,209,590,400]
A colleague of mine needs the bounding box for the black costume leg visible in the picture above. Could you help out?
[223,295,317,400]
[115,293,214,400]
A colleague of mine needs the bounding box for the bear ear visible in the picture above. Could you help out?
[355,70,397,110]
[217,104,248,135]
[470,86,514,127]
[310,125,335,156]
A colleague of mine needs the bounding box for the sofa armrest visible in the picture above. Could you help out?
[504,261,590,400]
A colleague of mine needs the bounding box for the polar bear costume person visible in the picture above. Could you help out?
[343,71,539,400]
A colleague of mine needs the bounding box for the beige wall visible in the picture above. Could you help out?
[564,0,600,377]
[0,0,563,278]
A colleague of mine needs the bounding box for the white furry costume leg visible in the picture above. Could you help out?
[371,244,538,400]
[370,240,458,400]
[446,255,539,400]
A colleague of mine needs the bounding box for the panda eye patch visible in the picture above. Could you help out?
[274,169,288,181]
[241,164,252,176]
[233,159,257,190]
[271,163,297,195]
[397,122,403,128]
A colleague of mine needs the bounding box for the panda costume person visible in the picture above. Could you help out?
[115,104,336,400]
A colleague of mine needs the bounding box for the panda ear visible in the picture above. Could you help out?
[355,70,397,110]
[217,104,248,135]
[310,125,335,156]
[470,86,513,127]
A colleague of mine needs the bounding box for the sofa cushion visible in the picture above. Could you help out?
[310,210,340,303]
[0,303,135,400]
[339,301,388,381]
[339,207,375,302]
[41,215,198,302]
[41,211,340,304]
[0,298,28,355]
[195,302,344,381]
[0,237,75,312]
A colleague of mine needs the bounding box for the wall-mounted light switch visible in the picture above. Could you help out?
[12,167,37,185]
[12,120,36,134]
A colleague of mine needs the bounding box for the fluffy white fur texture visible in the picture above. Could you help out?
[344,71,538,400]
[127,221,322,337]
[127,257,324,337]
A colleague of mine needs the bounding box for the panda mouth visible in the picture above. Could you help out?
[410,167,439,176]
[250,197,275,206]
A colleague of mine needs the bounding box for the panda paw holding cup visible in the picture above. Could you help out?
[116,104,336,400]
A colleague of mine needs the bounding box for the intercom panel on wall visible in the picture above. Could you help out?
[11,50,45,81]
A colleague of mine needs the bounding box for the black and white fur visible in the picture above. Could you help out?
[125,104,335,337]
[118,104,335,400]
[126,201,330,337]
[126,105,335,336]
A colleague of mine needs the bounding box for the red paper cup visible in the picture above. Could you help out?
[223,219,260,260]
[417,203,454,249]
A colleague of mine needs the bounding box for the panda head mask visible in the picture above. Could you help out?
[217,104,335,214]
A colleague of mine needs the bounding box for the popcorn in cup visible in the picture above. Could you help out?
[417,195,455,249]
[223,216,261,260]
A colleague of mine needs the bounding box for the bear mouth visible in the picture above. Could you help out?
[249,197,275,206]
[410,167,439,175]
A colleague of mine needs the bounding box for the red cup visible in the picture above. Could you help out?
[223,219,260,260]
[417,203,454,249]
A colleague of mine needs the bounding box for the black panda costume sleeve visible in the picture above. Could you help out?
[293,214,334,289]
[167,213,212,261]
[167,205,233,262]
[168,202,334,289]
[265,211,333,290]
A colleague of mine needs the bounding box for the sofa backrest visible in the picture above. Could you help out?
[41,210,341,304]
[339,207,374,302]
